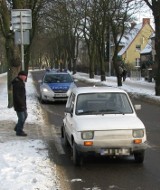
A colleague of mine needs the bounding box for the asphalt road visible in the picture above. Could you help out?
[31,70,160,190]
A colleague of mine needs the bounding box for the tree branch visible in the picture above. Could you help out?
[143,0,153,10]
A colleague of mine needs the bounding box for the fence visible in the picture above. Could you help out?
[130,70,141,80]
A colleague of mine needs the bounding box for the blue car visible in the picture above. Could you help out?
[39,70,77,103]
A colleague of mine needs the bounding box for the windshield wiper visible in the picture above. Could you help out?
[99,109,125,115]
[77,110,99,115]
[77,109,125,115]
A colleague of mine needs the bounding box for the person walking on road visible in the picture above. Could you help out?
[12,71,28,136]
[122,67,127,82]
[119,64,127,82]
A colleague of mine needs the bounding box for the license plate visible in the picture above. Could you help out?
[54,93,67,97]
[100,148,130,156]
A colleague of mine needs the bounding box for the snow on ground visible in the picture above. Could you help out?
[74,72,160,103]
[0,72,60,190]
[0,70,160,190]
[0,140,59,190]
[0,72,43,123]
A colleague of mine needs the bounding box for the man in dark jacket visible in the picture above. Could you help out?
[12,71,28,136]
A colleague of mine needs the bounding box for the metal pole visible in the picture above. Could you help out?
[108,26,111,77]
[20,12,24,70]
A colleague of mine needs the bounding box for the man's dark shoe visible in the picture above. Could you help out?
[16,131,27,137]
[14,127,17,131]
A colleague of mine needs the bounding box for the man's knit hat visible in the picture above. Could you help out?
[18,71,27,76]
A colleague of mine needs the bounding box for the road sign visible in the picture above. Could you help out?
[11,9,32,70]
[11,9,32,30]
[14,30,30,45]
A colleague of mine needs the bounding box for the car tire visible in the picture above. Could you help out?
[134,151,145,163]
[61,126,64,138]
[39,95,46,104]
[39,95,44,104]
[73,141,83,166]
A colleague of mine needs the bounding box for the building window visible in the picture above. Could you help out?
[135,58,140,67]
[136,45,141,51]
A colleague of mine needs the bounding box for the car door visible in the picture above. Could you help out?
[64,93,76,144]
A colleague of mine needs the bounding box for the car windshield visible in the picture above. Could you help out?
[75,92,133,115]
[43,73,73,83]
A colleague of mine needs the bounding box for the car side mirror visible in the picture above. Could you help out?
[74,79,78,82]
[65,107,73,116]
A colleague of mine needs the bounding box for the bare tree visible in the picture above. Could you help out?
[108,0,136,86]
[80,0,99,79]
[0,0,46,107]
[79,0,111,81]
[143,0,160,96]
[35,0,83,73]
[79,0,135,83]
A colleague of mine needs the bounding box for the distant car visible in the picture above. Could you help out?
[62,86,147,166]
[39,70,76,103]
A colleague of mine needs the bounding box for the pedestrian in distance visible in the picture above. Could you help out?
[122,67,127,82]
[119,63,127,82]
[119,65,123,82]
[12,71,28,136]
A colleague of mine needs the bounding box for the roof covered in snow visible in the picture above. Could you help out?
[118,23,142,56]
[140,40,152,54]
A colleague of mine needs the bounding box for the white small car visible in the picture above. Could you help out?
[62,86,147,166]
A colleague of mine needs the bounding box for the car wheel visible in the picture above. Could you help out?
[134,151,145,163]
[39,95,46,104]
[73,141,83,166]
[61,126,64,138]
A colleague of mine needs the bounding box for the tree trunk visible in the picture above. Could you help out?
[117,75,122,86]
[7,69,13,108]
[72,58,77,74]
[24,45,31,74]
[89,46,95,79]
[100,58,106,81]
[146,0,160,95]
[155,75,160,95]
[112,52,122,86]
[99,44,106,81]
[5,36,20,108]
[154,14,160,95]
[89,59,94,79]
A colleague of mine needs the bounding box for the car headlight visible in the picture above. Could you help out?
[81,131,94,139]
[42,88,49,92]
[133,129,144,138]
[41,84,52,92]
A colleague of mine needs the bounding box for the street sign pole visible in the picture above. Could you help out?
[20,12,24,70]
[11,9,32,70]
